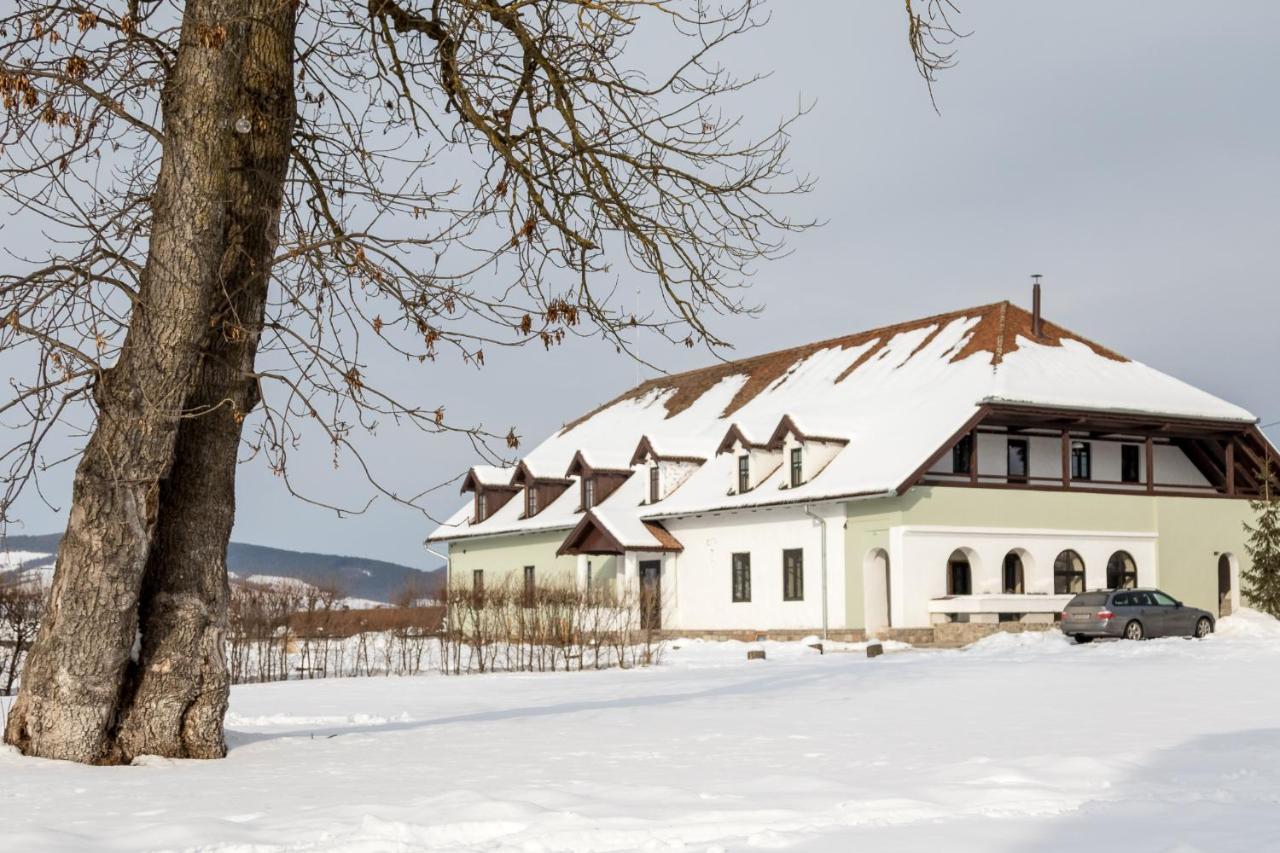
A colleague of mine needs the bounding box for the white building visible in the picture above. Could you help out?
[429,298,1275,641]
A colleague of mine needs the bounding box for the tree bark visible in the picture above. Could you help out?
[3,0,250,764]
[106,0,299,762]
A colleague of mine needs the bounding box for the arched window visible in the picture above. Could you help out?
[1106,551,1137,589]
[1054,550,1086,595]
[947,549,972,596]
[1002,551,1025,594]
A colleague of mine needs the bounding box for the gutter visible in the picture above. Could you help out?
[802,504,829,641]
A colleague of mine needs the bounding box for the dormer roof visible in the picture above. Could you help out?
[460,465,519,494]
[714,424,769,456]
[765,415,850,450]
[629,435,708,467]
[510,460,572,487]
[564,449,633,479]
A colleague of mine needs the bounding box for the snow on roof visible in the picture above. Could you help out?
[429,302,1256,543]
[461,465,517,492]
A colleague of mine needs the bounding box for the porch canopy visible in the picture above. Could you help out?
[557,509,683,556]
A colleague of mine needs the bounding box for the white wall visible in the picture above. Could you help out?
[662,503,847,631]
[888,525,1159,628]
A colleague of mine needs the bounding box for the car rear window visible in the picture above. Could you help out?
[1067,592,1109,608]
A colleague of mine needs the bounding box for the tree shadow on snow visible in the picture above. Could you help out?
[226,665,832,750]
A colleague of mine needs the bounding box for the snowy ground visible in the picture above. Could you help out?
[4,613,1280,853]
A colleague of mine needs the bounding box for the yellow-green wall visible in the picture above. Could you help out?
[842,486,1255,627]
[447,528,578,590]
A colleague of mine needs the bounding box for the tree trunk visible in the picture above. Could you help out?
[105,0,299,762]
[3,0,250,764]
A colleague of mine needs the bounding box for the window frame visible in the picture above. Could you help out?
[582,477,595,510]
[526,486,538,517]
[952,434,974,476]
[789,447,803,488]
[475,491,487,522]
[737,455,750,493]
[1106,551,1138,589]
[649,465,660,503]
[1007,438,1029,484]
[782,548,804,601]
[1053,549,1087,595]
[472,568,485,602]
[731,552,752,603]
[1070,440,1092,481]
[1121,444,1141,484]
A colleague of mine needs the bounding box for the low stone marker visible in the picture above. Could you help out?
[747,649,767,661]
[866,642,884,659]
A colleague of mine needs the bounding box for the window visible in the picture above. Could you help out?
[947,549,972,596]
[582,477,595,510]
[732,553,751,602]
[953,434,974,475]
[526,487,538,517]
[783,549,804,601]
[586,560,593,592]
[1121,444,1140,483]
[1152,591,1178,607]
[738,455,750,493]
[650,466,660,503]
[1002,552,1025,594]
[1071,441,1092,481]
[523,565,535,606]
[790,447,803,487]
[1054,549,1086,595]
[1106,551,1137,589]
[475,492,487,522]
[1007,438,1029,484]
[472,569,485,601]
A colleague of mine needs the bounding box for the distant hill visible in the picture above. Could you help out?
[0,533,442,604]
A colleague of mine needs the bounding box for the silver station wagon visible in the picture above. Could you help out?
[1061,588,1215,643]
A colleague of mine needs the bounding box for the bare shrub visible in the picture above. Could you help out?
[0,576,46,695]
[440,577,666,675]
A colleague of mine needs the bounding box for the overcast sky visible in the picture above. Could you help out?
[5,1,1278,569]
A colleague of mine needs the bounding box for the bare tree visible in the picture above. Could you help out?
[1,0,959,763]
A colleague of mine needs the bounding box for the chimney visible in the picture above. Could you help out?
[1031,274,1043,338]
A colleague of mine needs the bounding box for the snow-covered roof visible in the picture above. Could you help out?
[429,302,1256,544]
[460,465,517,493]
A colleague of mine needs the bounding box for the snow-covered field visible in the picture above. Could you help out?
[4,613,1280,853]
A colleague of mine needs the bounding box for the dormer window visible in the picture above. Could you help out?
[738,455,750,493]
[650,466,660,503]
[582,477,595,509]
[790,447,802,487]
[527,487,539,516]
[476,492,487,521]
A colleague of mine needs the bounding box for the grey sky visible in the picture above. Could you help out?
[7,1,1279,569]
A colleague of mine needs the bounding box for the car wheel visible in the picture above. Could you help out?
[1073,635,1093,644]
[1124,620,1144,641]
[1195,617,1213,639]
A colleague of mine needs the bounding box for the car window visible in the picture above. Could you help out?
[1152,591,1178,606]
[1112,593,1132,607]
[1133,592,1155,606]
[1068,592,1108,608]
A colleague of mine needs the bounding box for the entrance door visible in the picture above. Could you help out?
[639,560,662,631]
[1218,554,1233,617]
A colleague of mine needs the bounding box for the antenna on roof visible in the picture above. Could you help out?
[1031,274,1044,338]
